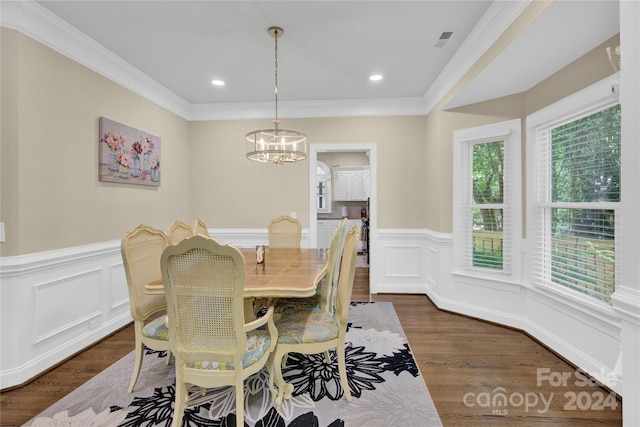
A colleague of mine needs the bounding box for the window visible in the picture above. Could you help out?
[316,161,331,213]
[528,75,620,304]
[472,140,505,269]
[453,119,521,275]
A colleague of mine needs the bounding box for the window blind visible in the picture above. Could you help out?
[531,104,620,304]
[459,133,512,273]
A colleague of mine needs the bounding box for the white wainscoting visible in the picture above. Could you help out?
[205,228,309,249]
[372,228,626,395]
[0,241,130,388]
[0,227,633,397]
[373,229,450,295]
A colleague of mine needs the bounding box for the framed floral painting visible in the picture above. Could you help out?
[98,117,161,187]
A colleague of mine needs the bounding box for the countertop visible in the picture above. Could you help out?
[317,216,363,221]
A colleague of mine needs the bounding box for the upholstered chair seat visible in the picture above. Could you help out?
[276,311,341,344]
[141,316,169,340]
[186,330,272,370]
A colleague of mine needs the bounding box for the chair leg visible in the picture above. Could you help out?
[270,350,286,409]
[172,380,188,427]
[244,297,257,322]
[128,331,144,393]
[267,353,278,402]
[337,343,352,401]
[324,350,331,364]
[235,378,244,427]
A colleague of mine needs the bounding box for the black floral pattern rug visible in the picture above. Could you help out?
[26,302,442,427]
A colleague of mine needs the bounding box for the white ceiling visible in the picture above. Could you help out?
[446,0,620,109]
[3,1,620,119]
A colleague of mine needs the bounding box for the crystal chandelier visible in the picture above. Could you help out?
[245,27,307,164]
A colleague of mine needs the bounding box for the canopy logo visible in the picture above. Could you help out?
[462,368,619,416]
[463,388,553,415]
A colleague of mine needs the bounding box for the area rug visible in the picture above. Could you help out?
[25,302,442,427]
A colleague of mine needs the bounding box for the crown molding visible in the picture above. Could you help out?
[1,0,527,121]
[0,0,192,118]
[422,0,531,114]
[188,97,429,121]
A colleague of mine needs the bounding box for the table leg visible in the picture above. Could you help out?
[243,298,257,323]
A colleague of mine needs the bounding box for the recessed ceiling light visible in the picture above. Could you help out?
[211,80,225,86]
[369,74,383,81]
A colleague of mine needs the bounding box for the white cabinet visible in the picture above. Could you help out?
[333,166,370,201]
[333,173,350,201]
[317,220,334,249]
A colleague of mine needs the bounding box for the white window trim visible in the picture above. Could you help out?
[316,161,332,214]
[526,73,620,309]
[453,119,522,281]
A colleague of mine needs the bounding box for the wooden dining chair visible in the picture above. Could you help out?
[193,218,209,236]
[268,215,301,248]
[274,217,347,315]
[121,224,172,393]
[167,220,194,245]
[161,235,278,427]
[273,218,347,368]
[268,225,360,409]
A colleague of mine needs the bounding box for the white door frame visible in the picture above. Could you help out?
[308,143,377,295]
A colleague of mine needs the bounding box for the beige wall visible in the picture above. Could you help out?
[0,29,190,256]
[1,28,20,256]
[525,34,620,115]
[189,116,426,229]
[188,119,309,228]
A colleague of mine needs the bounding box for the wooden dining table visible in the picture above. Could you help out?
[145,247,328,299]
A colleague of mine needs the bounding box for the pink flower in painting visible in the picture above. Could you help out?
[130,141,143,157]
[140,136,155,155]
[140,170,147,179]
[150,156,160,170]
[116,151,130,167]
[102,132,124,151]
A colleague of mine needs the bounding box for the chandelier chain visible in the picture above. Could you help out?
[274,28,279,127]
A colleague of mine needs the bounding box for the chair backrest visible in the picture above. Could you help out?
[321,218,348,311]
[161,235,246,364]
[335,225,360,325]
[268,215,302,248]
[121,224,169,321]
[167,220,194,245]
[194,218,208,236]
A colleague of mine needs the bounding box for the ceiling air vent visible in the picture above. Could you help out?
[434,31,454,48]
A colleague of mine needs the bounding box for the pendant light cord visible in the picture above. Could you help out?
[273,28,280,129]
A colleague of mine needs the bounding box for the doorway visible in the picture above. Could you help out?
[308,144,377,296]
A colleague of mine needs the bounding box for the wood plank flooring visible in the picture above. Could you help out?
[1,267,622,426]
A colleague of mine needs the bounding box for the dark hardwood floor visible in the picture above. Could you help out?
[1,267,622,426]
